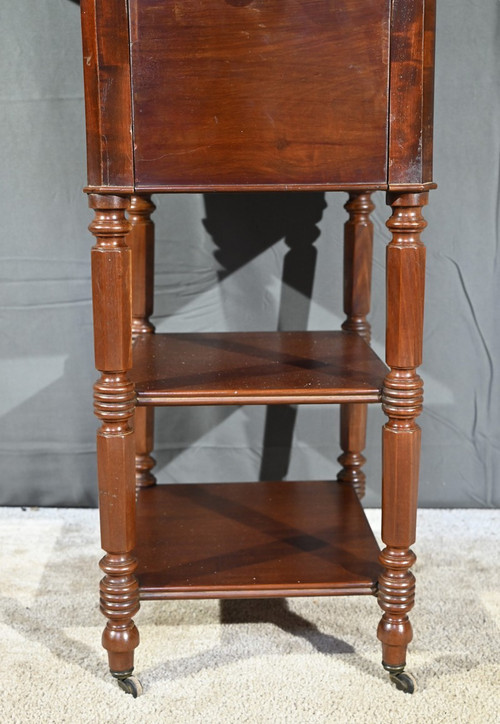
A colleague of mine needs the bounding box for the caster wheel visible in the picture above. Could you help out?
[116,675,143,698]
[389,671,416,694]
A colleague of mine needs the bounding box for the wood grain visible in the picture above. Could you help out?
[130,0,390,190]
[378,191,427,674]
[129,195,156,337]
[131,331,388,406]
[337,403,368,500]
[89,193,139,676]
[341,192,374,341]
[127,194,157,488]
[134,481,381,599]
[385,193,427,370]
[388,1,436,187]
[79,0,438,688]
[337,192,375,498]
[80,0,134,189]
[89,194,133,372]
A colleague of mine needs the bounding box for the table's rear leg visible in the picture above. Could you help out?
[129,194,157,488]
[337,192,374,499]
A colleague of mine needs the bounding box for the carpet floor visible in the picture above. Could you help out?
[0,506,498,723]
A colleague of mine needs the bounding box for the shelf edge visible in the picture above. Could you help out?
[136,392,382,406]
[139,583,379,600]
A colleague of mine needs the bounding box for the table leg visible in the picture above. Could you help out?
[338,192,374,499]
[377,191,427,693]
[128,194,157,488]
[89,194,141,694]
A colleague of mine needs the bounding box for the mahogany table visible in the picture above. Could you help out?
[79,0,436,696]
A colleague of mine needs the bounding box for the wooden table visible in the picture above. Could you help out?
[80,0,436,696]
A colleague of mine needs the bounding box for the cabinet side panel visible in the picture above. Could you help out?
[130,0,390,189]
[80,0,134,189]
[388,0,435,186]
[422,0,436,182]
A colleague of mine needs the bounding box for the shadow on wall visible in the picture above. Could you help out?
[152,192,328,485]
[203,193,327,480]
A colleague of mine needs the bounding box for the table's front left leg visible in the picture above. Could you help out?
[378,191,427,694]
[89,193,141,696]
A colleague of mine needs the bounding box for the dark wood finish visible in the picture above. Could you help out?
[129,0,390,191]
[129,195,156,337]
[134,407,156,488]
[80,0,436,693]
[80,1,134,191]
[388,1,436,188]
[341,193,374,341]
[337,404,368,500]
[422,1,437,183]
[377,192,427,673]
[88,194,139,677]
[134,481,381,599]
[78,0,438,193]
[131,331,387,406]
[337,192,374,498]
[128,195,157,488]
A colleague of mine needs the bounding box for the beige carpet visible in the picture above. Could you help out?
[0,506,498,724]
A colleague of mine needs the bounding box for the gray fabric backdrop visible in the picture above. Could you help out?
[1,1,499,507]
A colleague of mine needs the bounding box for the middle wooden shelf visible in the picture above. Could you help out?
[131,331,387,406]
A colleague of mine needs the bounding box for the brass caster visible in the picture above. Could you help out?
[116,675,143,698]
[389,671,416,694]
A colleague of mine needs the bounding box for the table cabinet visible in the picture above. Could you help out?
[80,0,436,696]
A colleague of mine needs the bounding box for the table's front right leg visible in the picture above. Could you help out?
[378,191,428,694]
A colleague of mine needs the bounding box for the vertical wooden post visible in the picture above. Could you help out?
[89,193,140,680]
[337,192,374,499]
[378,191,427,687]
[128,194,157,488]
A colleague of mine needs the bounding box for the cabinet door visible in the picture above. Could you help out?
[130,0,391,190]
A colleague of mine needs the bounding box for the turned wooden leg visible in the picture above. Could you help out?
[134,407,156,488]
[337,404,368,498]
[377,191,427,694]
[128,194,156,488]
[89,194,141,692]
[337,192,374,499]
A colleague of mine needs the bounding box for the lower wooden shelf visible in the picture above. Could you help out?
[134,480,381,600]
